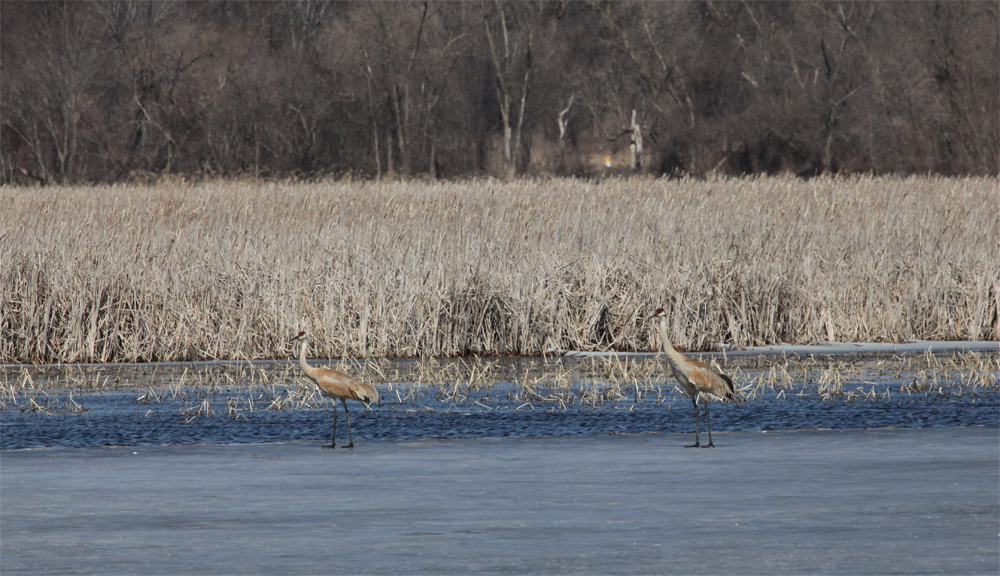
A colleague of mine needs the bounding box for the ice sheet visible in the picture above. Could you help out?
[2,427,997,575]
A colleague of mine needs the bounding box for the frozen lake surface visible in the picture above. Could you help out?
[2,427,997,575]
[3,348,997,573]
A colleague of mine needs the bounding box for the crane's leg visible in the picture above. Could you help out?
[323,401,338,449]
[685,396,700,448]
[704,401,715,448]
[342,399,354,449]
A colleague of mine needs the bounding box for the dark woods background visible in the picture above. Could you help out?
[2,1,997,184]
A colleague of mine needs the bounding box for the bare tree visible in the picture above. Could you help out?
[483,0,540,178]
[354,2,467,177]
[1,3,98,183]
[592,2,704,172]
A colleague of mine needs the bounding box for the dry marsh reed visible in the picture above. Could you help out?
[1,350,995,417]
[732,349,999,403]
[2,176,998,364]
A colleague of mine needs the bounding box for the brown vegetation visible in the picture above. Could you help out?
[2,175,997,364]
[2,350,996,415]
[2,1,997,184]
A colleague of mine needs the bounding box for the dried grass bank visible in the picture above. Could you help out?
[2,176,998,363]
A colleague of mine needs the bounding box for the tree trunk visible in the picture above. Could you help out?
[558,94,574,174]
[503,125,514,179]
[391,84,410,175]
[386,125,394,175]
[630,109,643,173]
[365,66,381,178]
[429,141,437,179]
[512,44,532,177]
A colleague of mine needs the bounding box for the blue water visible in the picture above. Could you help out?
[2,383,996,449]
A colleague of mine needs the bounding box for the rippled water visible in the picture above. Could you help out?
[3,379,996,449]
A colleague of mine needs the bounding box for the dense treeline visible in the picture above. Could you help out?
[2,1,997,184]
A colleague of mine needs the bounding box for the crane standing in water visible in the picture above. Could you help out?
[290,331,380,449]
[648,308,735,447]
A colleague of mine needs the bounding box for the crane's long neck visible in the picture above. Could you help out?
[657,316,688,368]
[298,337,321,382]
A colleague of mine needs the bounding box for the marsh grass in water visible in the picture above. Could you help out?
[3,176,998,364]
[2,351,996,420]
[3,351,997,448]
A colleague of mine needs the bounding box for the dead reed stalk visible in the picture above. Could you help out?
[3,176,997,363]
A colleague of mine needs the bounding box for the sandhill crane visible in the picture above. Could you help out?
[648,308,735,447]
[290,331,380,449]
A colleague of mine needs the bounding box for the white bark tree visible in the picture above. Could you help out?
[483,1,539,178]
[629,109,643,173]
[557,94,575,174]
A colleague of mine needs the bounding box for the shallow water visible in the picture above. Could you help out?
[2,379,996,449]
